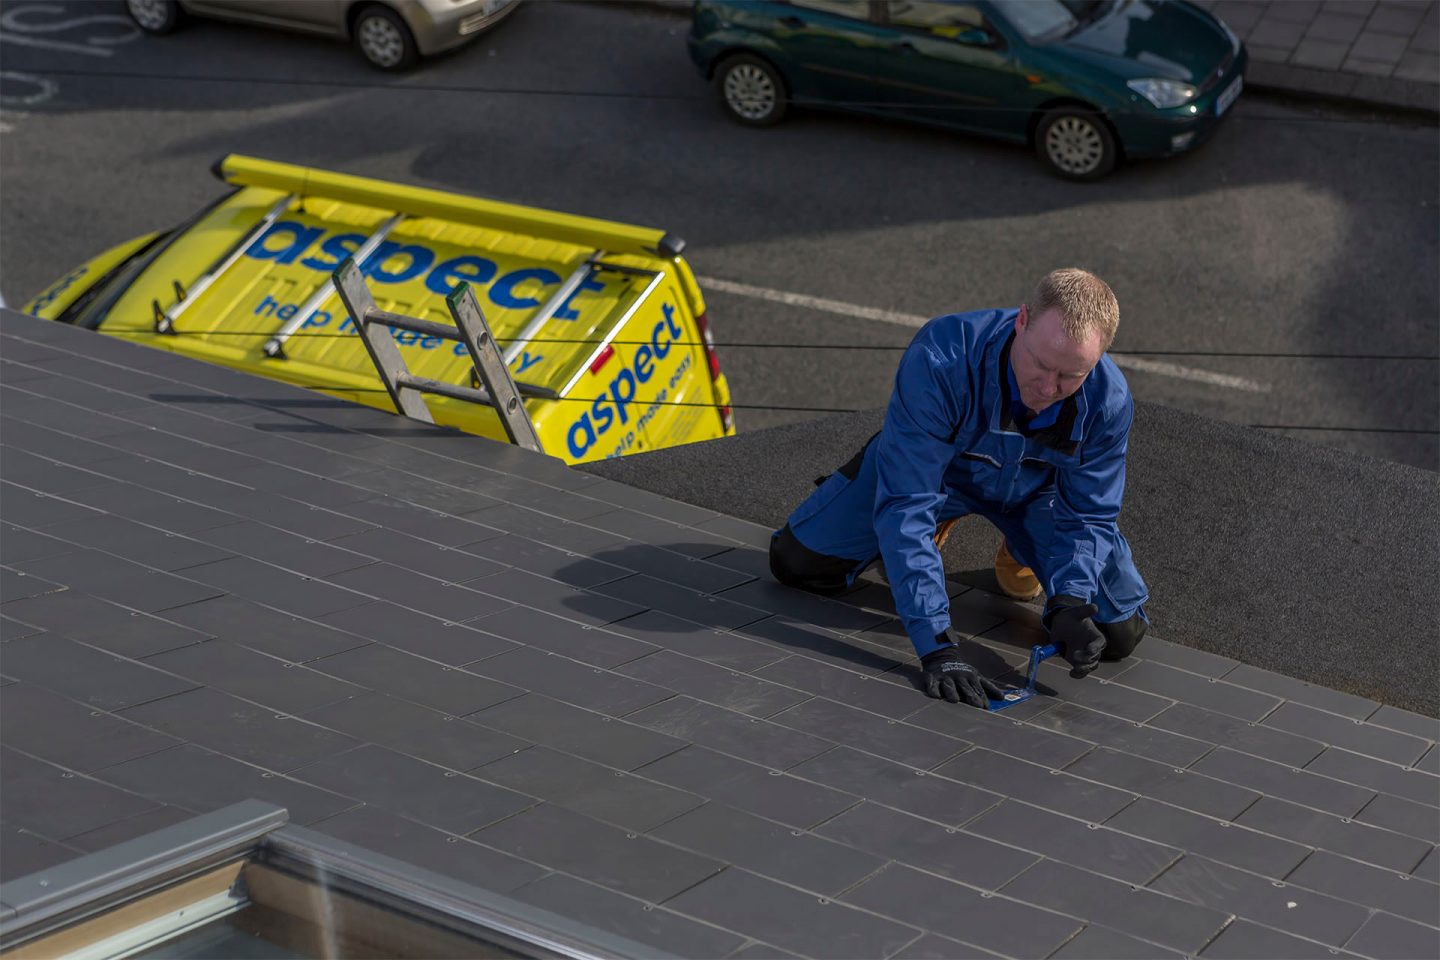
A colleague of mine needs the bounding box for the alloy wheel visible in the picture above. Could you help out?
[127,0,171,31]
[358,15,405,68]
[723,64,777,122]
[1045,115,1105,177]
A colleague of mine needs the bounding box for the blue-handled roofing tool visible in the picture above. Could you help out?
[986,643,1058,711]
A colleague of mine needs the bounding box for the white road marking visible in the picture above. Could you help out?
[0,72,56,107]
[0,31,115,56]
[698,275,1269,393]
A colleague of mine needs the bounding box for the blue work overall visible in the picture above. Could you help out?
[772,309,1149,660]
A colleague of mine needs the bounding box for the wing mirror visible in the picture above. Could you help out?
[955,27,997,46]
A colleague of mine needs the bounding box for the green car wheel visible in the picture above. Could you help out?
[1036,108,1118,181]
[716,54,787,127]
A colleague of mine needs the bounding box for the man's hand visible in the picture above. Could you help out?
[1044,597,1106,678]
[921,645,1005,707]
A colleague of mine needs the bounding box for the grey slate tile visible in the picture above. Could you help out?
[753,655,923,719]
[1001,859,1227,953]
[1150,702,1326,767]
[1262,701,1431,766]
[62,483,241,534]
[595,573,770,631]
[568,480,718,527]
[325,561,512,623]
[890,933,1001,959]
[581,508,737,561]
[307,643,523,716]
[1365,705,1440,743]
[327,496,487,546]
[716,578,890,636]
[1050,925,1186,959]
[1355,791,1440,843]
[118,687,359,773]
[96,744,356,826]
[0,823,80,883]
[1198,920,1359,959]
[0,423,124,468]
[0,635,197,710]
[0,485,105,527]
[1304,747,1440,808]
[663,867,919,960]
[161,595,369,663]
[733,615,907,677]
[178,556,370,619]
[469,694,685,771]
[649,801,885,897]
[1192,747,1377,818]
[841,863,1083,958]
[318,601,517,665]
[291,744,533,835]
[1414,846,1439,882]
[463,605,657,669]
[787,746,1002,827]
[1418,744,1440,776]
[726,942,804,959]
[469,568,646,627]
[581,541,755,595]
[1236,796,1432,872]
[1285,850,1440,927]
[302,692,528,771]
[464,646,670,717]
[463,502,630,554]
[1341,912,1440,960]
[816,801,1038,890]
[0,763,158,842]
[17,553,223,613]
[0,568,62,603]
[904,700,1095,770]
[1064,746,1261,821]
[703,546,773,582]
[1021,660,1170,722]
[1105,798,1311,878]
[934,748,1136,824]
[1027,702,1213,767]
[507,873,748,959]
[1149,856,1370,946]
[310,805,546,893]
[193,521,374,579]
[456,532,626,588]
[37,515,233,572]
[0,683,180,773]
[636,746,858,829]
[966,799,1182,885]
[604,610,788,673]
[625,696,834,770]
[1114,661,1282,721]
[470,802,723,903]
[768,697,968,770]
[143,640,364,715]
[618,650,812,718]
[325,526,506,584]
[0,449,111,495]
[476,745,703,832]
[0,617,42,641]
[63,805,196,853]
[1222,663,1381,720]
[0,524,72,564]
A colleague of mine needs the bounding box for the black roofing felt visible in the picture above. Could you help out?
[0,308,1436,959]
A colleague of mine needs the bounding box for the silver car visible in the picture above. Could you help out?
[125,0,520,70]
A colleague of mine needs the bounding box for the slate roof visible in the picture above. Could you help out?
[1,307,1437,960]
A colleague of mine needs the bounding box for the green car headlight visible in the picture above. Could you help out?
[1126,78,1198,108]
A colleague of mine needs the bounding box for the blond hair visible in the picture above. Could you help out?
[1028,268,1118,349]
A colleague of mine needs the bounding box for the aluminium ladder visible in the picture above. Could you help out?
[329,256,548,455]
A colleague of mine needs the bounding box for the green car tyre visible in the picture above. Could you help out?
[1036,107,1118,181]
[353,3,418,71]
[716,53,788,127]
[126,0,182,34]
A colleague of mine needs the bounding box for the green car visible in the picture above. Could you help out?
[687,0,1247,180]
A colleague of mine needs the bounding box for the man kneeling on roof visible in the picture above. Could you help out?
[770,268,1149,708]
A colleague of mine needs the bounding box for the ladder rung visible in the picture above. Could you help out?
[394,372,492,406]
[367,310,464,343]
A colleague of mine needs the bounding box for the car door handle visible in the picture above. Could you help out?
[778,15,805,28]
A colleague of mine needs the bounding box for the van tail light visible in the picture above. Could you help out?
[588,343,615,374]
[720,405,734,432]
[695,311,722,381]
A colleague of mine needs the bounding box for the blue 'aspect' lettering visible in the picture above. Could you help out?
[566,304,683,459]
[490,268,561,309]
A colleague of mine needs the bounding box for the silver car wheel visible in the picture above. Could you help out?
[357,14,405,68]
[723,64,777,122]
[1045,115,1104,176]
[127,0,170,31]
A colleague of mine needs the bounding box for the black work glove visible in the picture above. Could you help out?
[921,644,1005,708]
[1044,596,1106,678]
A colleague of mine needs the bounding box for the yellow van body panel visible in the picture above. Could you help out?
[35,156,734,464]
[21,232,161,321]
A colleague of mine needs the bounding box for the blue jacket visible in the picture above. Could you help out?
[873,309,1137,657]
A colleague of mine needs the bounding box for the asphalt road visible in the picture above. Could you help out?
[1,0,1436,469]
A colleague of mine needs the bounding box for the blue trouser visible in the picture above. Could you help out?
[773,438,1148,647]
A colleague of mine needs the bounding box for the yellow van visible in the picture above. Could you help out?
[22,155,735,463]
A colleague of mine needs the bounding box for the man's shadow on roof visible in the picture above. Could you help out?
[551,541,1025,694]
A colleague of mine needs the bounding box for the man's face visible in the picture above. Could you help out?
[1010,305,1105,413]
